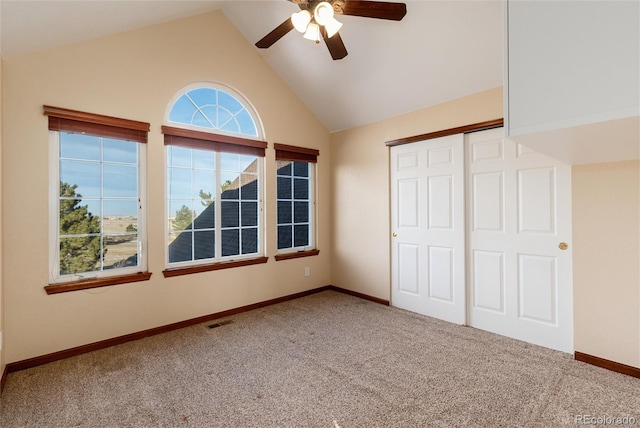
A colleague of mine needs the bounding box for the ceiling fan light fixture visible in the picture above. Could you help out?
[324,17,343,38]
[303,22,321,43]
[291,10,311,33]
[313,1,334,26]
[256,0,406,60]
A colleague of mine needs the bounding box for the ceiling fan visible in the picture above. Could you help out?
[255,0,407,60]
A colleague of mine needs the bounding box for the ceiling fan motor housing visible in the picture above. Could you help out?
[331,0,346,14]
[291,0,346,14]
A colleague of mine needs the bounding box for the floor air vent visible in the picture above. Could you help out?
[208,320,234,329]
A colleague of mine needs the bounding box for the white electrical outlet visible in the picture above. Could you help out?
[304,267,310,277]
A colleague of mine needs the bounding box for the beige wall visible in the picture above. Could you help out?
[573,160,640,367]
[330,87,503,300]
[2,11,331,363]
[1,56,4,375]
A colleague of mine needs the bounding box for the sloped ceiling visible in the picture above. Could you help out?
[0,0,503,132]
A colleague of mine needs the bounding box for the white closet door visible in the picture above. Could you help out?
[390,134,466,324]
[466,127,573,353]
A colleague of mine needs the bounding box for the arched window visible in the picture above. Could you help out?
[163,84,267,276]
[167,84,261,138]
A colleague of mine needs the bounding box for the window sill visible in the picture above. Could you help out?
[274,249,320,261]
[45,272,152,295]
[162,256,269,278]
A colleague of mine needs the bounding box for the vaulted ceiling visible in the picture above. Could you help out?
[0,0,503,132]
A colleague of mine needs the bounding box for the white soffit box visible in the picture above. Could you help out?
[506,1,639,139]
[507,116,639,165]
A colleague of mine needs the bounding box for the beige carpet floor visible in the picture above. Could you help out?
[1,290,639,427]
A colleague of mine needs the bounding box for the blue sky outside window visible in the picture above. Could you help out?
[59,132,139,217]
[169,87,258,137]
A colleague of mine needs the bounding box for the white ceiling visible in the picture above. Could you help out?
[0,0,503,132]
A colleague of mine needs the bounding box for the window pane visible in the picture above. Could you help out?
[221,201,239,228]
[103,138,137,164]
[294,225,309,247]
[241,170,258,185]
[278,201,292,224]
[221,229,239,257]
[169,201,193,232]
[193,204,215,230]
[59,236,101,275]
[201,106,218,127]
[194,197,213,218]
[241,176,258,200]
[293,178,309,200]
[187,87,216,107]
[277,177,292,199]
[168,231,193,263]
[60,133,100,161]
[193,149,215,170]
[168,96,198,125]
[242,228,258,254]
[103,199,137,218]
[221,186,239,200]
[236,109,258,136]
[277,226,292,250]
[103,201,138,234]
[221,153,239,171]
[192,110,213,129]
[220,118,240,134]
[239,155,257,173]
[276,160,292,176]
[168,167,191,200]
[194,230,215,260]
[218,91,244,115]
[293,161,309,178]
[60,197,100,236]
[103,234,139,270]
[60,160,101,198]
[168,146,192,168]
[241,202,258,227]
[218,110,237,133]
[221,172,240,200]
[103,164,138,198]
[193,169,215,200]
[294,201,309,223]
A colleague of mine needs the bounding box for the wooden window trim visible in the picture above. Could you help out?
[274,143,319,163]
[385,119,504,147]
[45,272,152,295]
[162,125,267,157]
[275,249,320,261]
[44,105,150,143]
[162,256,269,278]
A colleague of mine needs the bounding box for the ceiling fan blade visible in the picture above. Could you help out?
[323,29,348,60]
[255,18,295,49]
[340,1,407,21]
